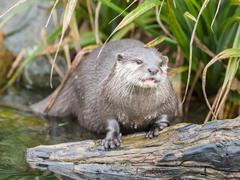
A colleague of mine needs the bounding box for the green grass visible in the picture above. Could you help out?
[2,0,240,121]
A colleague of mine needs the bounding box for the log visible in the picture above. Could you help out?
[26,117,240,179]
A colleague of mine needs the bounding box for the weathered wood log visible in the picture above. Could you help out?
[26,117,240,179]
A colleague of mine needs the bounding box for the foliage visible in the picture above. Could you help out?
[1,0,240,120]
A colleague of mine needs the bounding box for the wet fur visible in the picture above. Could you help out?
[31,39,178,135]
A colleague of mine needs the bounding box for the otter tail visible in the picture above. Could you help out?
[31,83,74,117]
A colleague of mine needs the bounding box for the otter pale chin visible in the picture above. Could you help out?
[140,78,160,88]
[31,39,178,150]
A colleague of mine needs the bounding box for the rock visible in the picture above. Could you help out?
[0,0,61,54]
[22,55,67,89]
[0,86,51,110]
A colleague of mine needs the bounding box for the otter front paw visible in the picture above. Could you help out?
[146,115,170,139]
[146,127,161,139]
[102,133,122,150]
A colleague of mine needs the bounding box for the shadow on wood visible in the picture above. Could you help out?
[26,117,240,179]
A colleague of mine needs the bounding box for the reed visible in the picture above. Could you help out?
[2,0,240,120]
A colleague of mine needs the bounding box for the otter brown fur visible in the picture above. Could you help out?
[31,39,178,149]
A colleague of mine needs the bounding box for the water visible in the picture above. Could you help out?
[0,87,208,179]
[0,87,96,179]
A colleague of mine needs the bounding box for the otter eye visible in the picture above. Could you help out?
[159,62,164,67]
[134,59,143,65]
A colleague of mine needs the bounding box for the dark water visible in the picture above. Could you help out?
[0,87,96,179]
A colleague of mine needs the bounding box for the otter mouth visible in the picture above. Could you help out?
[140,77,160,87]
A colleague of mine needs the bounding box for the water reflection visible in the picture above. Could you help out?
[0,87,96,179]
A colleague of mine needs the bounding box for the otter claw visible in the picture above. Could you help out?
[147,115,170,139]
[102,133,121,150]
[146,127,160,139]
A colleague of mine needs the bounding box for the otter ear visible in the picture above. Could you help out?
[162,56,169,65]
[117,53,124,63]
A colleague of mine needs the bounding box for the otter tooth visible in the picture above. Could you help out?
[147,115,152,120]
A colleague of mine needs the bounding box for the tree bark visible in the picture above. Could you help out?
[26,117,240,179]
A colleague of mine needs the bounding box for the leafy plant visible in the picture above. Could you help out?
[1,0,240,121]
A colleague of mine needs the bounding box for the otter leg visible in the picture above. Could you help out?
[146,114,171,139]
[102,119,122,150]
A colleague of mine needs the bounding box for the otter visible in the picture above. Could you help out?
[31,39,178,150]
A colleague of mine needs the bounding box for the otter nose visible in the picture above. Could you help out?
[147,67,159,75]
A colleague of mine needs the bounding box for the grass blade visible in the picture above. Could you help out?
[202,48,240,119]
[50,0,78,88]
[99,0,159,36]
[111,0,161,34]
[182,0,210,104]
[98,0,161,57]
[145,36,166,47]
[2,27,62,91]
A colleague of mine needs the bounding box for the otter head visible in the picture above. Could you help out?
[114,47,168,89]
